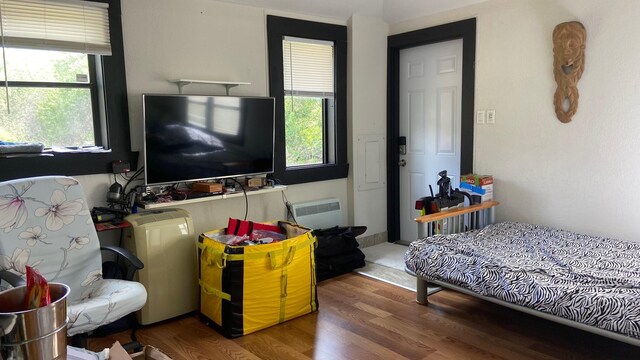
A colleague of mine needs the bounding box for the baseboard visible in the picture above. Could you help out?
[354,262,416,291]
[357,231,387,248]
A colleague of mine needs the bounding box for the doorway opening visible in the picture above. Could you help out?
[387,18,476,243]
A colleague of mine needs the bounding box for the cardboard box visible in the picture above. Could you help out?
[461,174,493,197]
[108,341,173,360]
[246,177,266,188]
[130,346,173,360]
[73,341,174,360]
[192,182,223,193]
[459,182,493,203]
[461,174,493,186]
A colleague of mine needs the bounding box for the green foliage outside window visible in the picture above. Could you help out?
[0,49,94,147]
[284,96,324,166]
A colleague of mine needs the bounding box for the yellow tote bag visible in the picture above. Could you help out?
[198,221,317,338]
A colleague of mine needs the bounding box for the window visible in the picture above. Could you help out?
[0,0,135,181]
[283,37,334,167]
[267,16,348,185]
[0,49,96,148]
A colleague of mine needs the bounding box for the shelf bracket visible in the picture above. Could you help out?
[176,81,188,95]
[222,84,238,96]
[169,79,251,95]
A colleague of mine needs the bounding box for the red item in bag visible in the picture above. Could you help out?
[226,218,282,240]
[24,266,51,309]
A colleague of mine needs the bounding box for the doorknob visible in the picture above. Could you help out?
[399,159,406,167]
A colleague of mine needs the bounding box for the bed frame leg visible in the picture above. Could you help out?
[416,278,428,305]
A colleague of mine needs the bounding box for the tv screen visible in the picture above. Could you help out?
[142,94,275,186]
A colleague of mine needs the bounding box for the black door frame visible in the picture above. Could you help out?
[386,18,476,242]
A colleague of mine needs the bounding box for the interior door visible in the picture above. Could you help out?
[398,39,463,244]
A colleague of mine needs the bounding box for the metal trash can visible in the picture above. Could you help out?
[0,283,69,360]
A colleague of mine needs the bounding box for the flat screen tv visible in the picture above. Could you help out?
[142,94,275,186]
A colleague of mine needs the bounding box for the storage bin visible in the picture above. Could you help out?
[198,221,317,338]
[0,283,69,360]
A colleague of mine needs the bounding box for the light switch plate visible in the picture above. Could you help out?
[476,110,485,124]
[487,109,496,124]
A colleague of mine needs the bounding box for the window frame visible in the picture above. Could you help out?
[0,0,136,181]
[267,15,348,185]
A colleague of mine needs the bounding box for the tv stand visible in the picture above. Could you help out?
[169,79,251,95]
[136,185,286,209]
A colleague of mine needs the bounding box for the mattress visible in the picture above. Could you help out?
[405,222,640,339]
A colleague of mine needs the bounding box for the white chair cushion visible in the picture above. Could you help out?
[67,279,147,336]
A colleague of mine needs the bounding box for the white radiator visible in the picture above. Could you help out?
[291,198,342,230]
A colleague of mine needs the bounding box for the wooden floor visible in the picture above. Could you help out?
[88,273,640,359]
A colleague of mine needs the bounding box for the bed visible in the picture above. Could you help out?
[405,201,640,346]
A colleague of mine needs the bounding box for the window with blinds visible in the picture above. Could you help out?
[0,0,111,55]
[283,37,334,98]
[0,0,112,148]
[267,15,348,185]
[282,37,335,167]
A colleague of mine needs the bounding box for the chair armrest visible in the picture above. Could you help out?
[101,245,144,270]
[0,270,25,287]
[101,245,144,281]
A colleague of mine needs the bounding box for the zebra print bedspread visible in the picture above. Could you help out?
[405,222,640,339]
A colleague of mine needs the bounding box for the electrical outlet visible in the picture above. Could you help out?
[476,110,485,124]
[486,109,496,124]
[111,160,130,174]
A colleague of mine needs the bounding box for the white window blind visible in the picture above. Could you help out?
[283,36,334,97]
[0,0,111,55]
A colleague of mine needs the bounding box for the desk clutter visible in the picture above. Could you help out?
[137,177,273,205]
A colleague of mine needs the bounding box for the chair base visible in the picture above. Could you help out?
[69,313,143,352]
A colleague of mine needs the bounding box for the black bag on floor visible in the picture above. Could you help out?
[314,225,367,282]
[314,226,367,258]
[316,249,366,282]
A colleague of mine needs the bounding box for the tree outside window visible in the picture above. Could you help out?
[284,96,323,166]
[0,48,94,148]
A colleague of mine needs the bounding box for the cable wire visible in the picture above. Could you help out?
[231,178,248,220]
[274,178,297,223]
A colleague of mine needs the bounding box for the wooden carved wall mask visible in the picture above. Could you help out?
[553,21,586,123]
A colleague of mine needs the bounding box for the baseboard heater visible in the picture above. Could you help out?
[290,198,342,230]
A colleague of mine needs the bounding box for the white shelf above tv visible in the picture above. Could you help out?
[137,185,286,209]
[169,79,251,95]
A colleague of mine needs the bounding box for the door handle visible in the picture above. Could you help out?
[399,159,406,167]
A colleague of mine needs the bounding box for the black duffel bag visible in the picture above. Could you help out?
[313,226,367,281]
[313,226,367,258]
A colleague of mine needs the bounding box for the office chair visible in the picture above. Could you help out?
[0,175,147,347]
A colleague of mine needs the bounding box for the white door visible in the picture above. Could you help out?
[398,39,463,243]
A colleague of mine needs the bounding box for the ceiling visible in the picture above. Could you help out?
[215,0,487,24]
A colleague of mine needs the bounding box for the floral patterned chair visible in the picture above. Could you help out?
[0,175,147,343]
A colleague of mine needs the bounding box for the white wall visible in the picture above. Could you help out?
[391,0,640,241]
[347,14,389,235]
[70,0,357,235]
